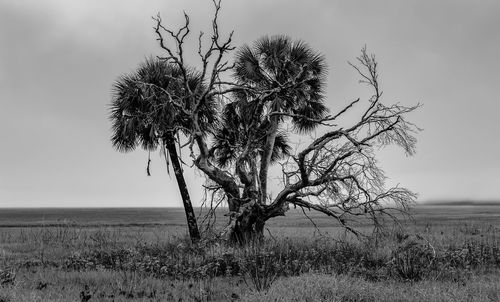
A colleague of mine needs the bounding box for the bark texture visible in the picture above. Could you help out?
[228,200,266,244]
[165,133,201,242]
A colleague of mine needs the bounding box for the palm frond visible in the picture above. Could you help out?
[110,115,139,152]
[233,35,328,134]
[291,100,329,133]
[234,45,264,84]
[270,131,292,162]
[109,57,219,153]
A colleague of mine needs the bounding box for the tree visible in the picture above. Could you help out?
[111,0,420,244]
[109,58,217,243]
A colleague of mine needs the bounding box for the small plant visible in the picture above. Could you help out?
[389,235,435,281]
[0,268,15,285]
[79,285,92,302]
[241,248,279,292]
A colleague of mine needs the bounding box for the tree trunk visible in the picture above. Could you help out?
[228,200,266,244]
[259,118,279,204]
[164,134,201,243]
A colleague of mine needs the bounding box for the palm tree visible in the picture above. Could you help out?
[232,35,328,203]
[204,37,327,242]
[109,58,217,242]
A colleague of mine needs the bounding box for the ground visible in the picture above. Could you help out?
[0,205,499,301]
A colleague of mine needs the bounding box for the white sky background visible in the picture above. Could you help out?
[0,0,499,207]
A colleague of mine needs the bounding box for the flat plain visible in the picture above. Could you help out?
[0,204,499,301]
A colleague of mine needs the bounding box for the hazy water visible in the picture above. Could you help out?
[0,205,499,228]
[0,207,187,227]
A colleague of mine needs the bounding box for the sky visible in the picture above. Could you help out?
[1,0,499,207]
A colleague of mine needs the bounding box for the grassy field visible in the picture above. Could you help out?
[0,204,499,301]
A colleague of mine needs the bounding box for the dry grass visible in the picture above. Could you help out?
[0,269,247,302]
[242,273,500,302]
[0,205,499,301]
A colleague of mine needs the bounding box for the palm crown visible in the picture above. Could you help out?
[234,35,328,132]
[110,58,217,153]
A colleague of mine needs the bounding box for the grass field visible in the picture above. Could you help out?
[0,204,499,301]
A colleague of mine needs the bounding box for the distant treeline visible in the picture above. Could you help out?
[423,200,500,206]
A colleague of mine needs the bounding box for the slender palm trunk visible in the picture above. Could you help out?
[259,117,279,204]
[164,134,201,243]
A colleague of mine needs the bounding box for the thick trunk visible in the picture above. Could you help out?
[165,134,201,243]
[228,200,266,244]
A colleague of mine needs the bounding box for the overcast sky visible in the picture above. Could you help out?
[1,0,499,207]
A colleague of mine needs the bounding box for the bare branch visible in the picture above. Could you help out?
[263,46,420,236]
